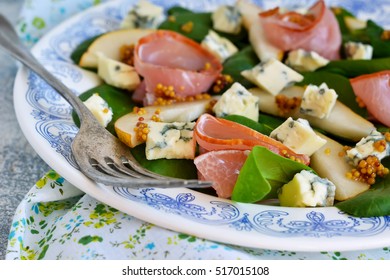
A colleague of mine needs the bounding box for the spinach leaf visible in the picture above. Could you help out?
[333,7,390,58]
[231,146,313,203]
[317,57,390,78]
[158,6,249,47]
[73,84,136,136]
[131,144,198,179]
[70,34,101,66]
[158,9,212,42]
[222,113,284,136]
[222,45,259,88]
[344,20,390,58]
[336,158,390,217]
[332,7,355,35]
[298,72,367,117]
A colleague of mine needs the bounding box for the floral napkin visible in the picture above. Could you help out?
[7,0,390,260]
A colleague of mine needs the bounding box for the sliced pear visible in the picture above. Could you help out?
[344,16,367,31]
[79,29,154,68]
[236,0,283,61]
[310,133,370,201]
[115,98,216,148]
[249,86,375,141]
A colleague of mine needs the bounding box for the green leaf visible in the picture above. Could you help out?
[38,244,49,260]
[231,146,313,203]
[222,114,274,135]
[70,34,101,66]
[222,46,259,88]
[32,17,46,29]
[158,9,212,42]
[222,113,284,136]
[131,144,198,179]
[159,6,248,47]
[336,158,390,217]
[78,235,103,245]
[73,84,136,136]
[317,57,390,78]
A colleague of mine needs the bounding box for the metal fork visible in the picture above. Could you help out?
[0,14,211,189]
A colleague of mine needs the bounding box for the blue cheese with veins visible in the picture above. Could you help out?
[97,53,140,91]
[285,49,329,72]
[145,122,196,160]
[212,82,259,121]
[345,42,373,60]
[270,117,326,156]
[300,83,338,119]
[120,0,164,29]
[83,93,113,128]
[212,5,242,34]
[241,58,304,96]
[201,30,238,62]
[346,129,390,166]
[278,170,336,207]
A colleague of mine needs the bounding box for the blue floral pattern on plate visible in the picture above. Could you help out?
[13,0,390,251]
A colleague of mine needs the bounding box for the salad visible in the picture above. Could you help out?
[71,0,390,218]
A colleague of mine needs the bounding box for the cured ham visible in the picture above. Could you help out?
[194,114,310,165]
[350,71,390,127]
[134,30,222,102]
[259,0,341,60]
[194,150,249,198]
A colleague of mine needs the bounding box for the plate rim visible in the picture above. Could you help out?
[12,0,390,252]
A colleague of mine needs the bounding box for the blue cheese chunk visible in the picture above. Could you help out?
[83,93,113,127]
[241,58,304,96]
[270,117,326,156]
[285,49,329,72]
[212,82,259,121]
[278,170,336,207]
[145,122,196,160]
[120,0,164,29]
[300,83,338,119]
[201,30,238,62]
[97,53,140,91]
[345,42,373,60]
[346,130,390,166]
[212,5,242,34]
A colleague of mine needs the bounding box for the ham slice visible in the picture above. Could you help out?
[134,30,222,100]
[194,114,310,165]
[350,71,390,127]
[259,0,341,60]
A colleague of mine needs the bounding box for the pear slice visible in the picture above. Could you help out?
[310,133,370,201]
[236,0,284,61]
[79,29,154,68]
[115,98,216,148]
[249,86,375,141]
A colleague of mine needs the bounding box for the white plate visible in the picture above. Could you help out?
[13,0,390,252]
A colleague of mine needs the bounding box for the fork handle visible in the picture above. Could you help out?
[0,14,94,123]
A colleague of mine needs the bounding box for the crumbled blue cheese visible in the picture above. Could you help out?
[97,53,140,91]
[285,49,329,72]
[278,170,336,207]
[345,42,373,60]
[241,58,304,96]
[346,129,390,166]
[201,30,238,62]
[145,122,196,160]
[212,82,259,121]
[212,5,242,34]
[120,0,164,29]
[270,117,326,156]
[300,83,338,119]
[83,93,113,127]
